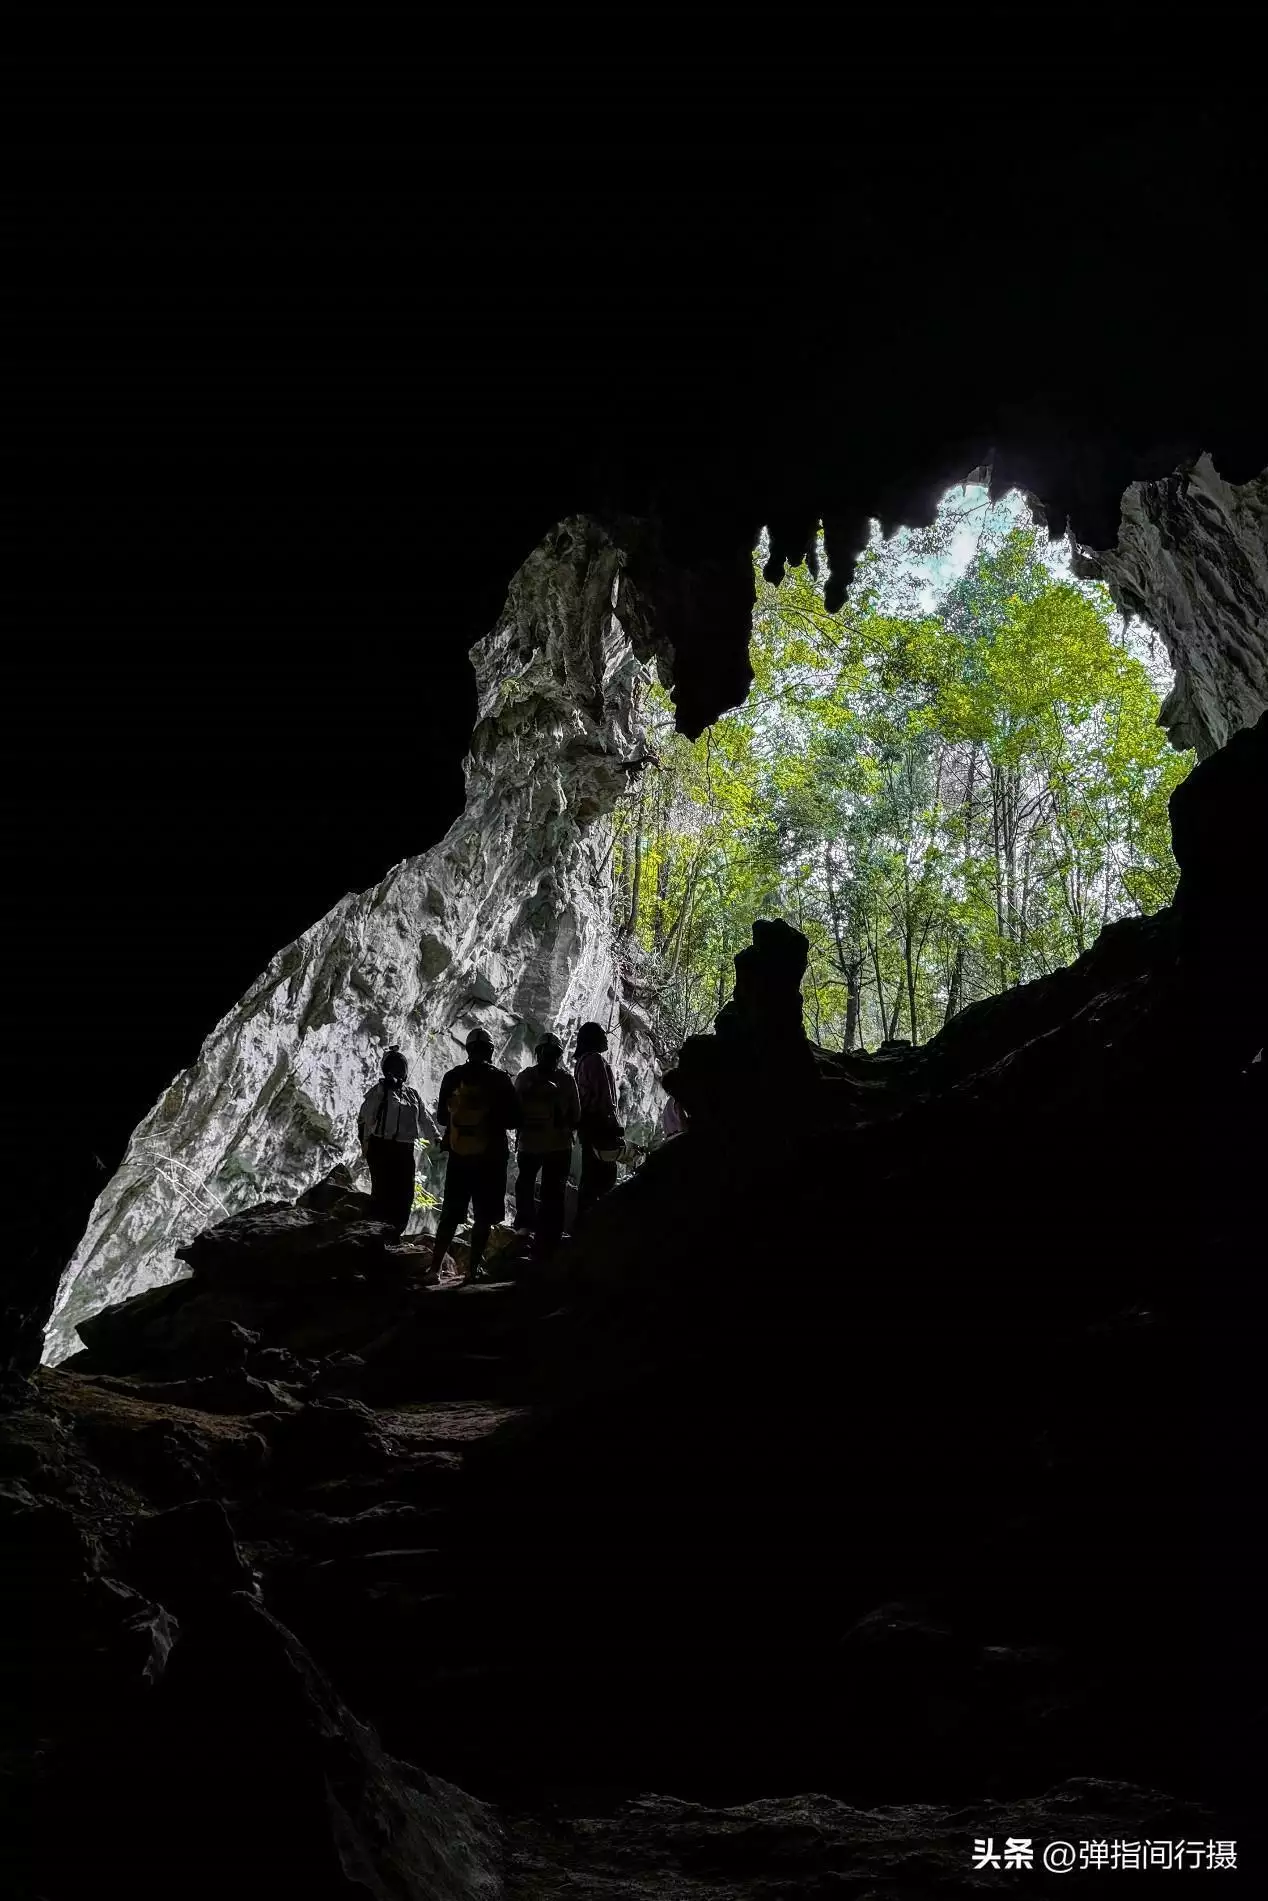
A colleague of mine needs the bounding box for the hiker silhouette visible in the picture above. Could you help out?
[574,1022,624,1216]
[513,1032,581,1254]
[357,1047,426,1237]
[429,1027,521,1281]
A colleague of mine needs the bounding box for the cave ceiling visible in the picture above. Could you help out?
[24,39,1267,744]
[406,64,1266,734]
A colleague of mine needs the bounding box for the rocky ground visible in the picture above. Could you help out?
[5,1094,1261,1898]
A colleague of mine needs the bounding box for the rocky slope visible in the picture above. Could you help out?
[45,519,677,1363]
[1074,454,1267,757]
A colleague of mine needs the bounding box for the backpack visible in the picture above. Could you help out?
[520,1072,561,1143]
[448,1069,494,1157]
[369,1080,420,1142]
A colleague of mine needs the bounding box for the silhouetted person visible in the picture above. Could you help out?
[574,1021,623,1216]
[661,1093,688,1138]
[430,1027,520,1281]
[357,1046,425,1237]
[513,1032,580,1253]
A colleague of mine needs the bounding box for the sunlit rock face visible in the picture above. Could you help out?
[45,517,676,1363]
[1075,454,1267,758]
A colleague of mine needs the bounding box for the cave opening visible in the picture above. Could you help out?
[11,461,1264,1892]
[616,483,1192,1059]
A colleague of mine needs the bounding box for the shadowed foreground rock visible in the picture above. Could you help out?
[3,1412,502,1901]
[505,1782,1217,1896]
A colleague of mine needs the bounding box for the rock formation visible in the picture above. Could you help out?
[1074,454,1268,758]
[45,518,680,1364]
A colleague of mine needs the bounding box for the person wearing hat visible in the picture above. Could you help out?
[574,1021,624,1216]
[513,1032,581,1253]
[357,1045,427,1237]
[429,1026,521,1281]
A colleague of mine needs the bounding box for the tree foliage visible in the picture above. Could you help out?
[613,515,1192,1053]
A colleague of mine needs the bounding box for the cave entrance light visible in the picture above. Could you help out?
[613,484,1189,1057]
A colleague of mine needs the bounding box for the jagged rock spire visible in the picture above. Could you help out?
[1074,456,1268,759]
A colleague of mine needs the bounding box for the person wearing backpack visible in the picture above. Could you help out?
[574,1021,624,1217]
[430,1026,521,1281]
[357,1045,427,1237]
[513,1032,581,1252]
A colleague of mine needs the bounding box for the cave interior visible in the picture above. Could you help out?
[7,40,1268,1901]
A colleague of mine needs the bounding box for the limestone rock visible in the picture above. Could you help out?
[46,517,678,1362]
[1075,454,1267,758]
[507,1782,1213,1896]
[296,1164,375,1221]
[663,917,815,1128]
[128,1498,260,1613]
[76,1284,256,1377]
[78,1367,303,1416]
[176,1208,398,1290]
[40,1587,503,1901]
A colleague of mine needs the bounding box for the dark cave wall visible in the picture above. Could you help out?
[1075,457,1268,759]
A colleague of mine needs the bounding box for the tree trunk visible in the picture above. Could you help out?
[843,960,862,1051]
[624,778,648,936]
[652,849,671,951]
[945,741,977,1031]
[1003,766,1019,987]
[991,776,1007,990]
[667,879,696,977]
[944,944,964,1026]
[617,821,635,919]
[626,828,644,936]
[887,972,905,1042]
[868,930,887,1041]
[963,741,978,859]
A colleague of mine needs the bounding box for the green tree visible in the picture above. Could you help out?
[613,513,1192,1057]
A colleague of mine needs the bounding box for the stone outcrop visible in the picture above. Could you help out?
[1074,454,1268,758]
[4,1404,502,1901]
[506,1783,1216,1895]
[664,917,817,1130]
[46,518,680,1364]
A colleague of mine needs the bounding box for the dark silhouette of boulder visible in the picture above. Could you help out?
[36,1588,501,1901]
[297,1164,376,1220]
[177,1207,398,1289]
